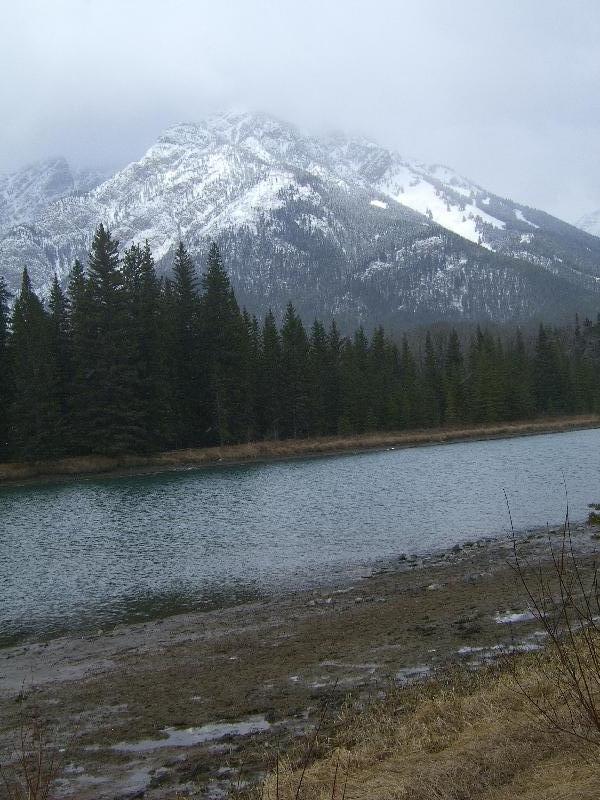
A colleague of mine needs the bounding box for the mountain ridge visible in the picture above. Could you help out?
[1,110,599,328]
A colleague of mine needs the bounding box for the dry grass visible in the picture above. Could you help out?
[0,700,65,800]
[253,653,599,800]
[1,414,598,485]
[251,507,600,800]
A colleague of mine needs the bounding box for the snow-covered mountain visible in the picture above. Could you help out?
[1,110,599,327]
[0,157,104,235]
[577,210,600,238]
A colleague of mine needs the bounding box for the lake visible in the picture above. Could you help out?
[1,427,599,645]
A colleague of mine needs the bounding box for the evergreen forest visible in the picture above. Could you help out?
[1,224,599,462]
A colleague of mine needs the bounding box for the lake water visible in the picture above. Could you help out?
[1,428,599,645]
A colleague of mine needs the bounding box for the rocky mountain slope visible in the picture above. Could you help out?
[577,209,600,238]
[1,111,599,328]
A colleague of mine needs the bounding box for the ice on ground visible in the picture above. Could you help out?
[494,610,535,624]
[395,665,431,685]
[113,715,270,752]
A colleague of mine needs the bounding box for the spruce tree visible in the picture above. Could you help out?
[47,274,71,453]
[122,242,166,449]
[398,335,419,428]
[280,303,310,438]
[323,320,343,435]
[506,329,535,419]
[0,276,12,459]
[79,224,144,454]
[368,326,396,429]
[9,270,60,459]
[259,309,282,439]
[66,259,92,453]
[200,242,248,445]
[443,330,466,425]
[421,332,442,427]
[345,327,372,432]
[168,241,203,447]
[307,320,330,436]
[242,310,261,441]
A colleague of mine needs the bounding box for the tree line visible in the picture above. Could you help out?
[1,224,599,462]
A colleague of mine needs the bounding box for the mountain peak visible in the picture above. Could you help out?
[2,109,600,328]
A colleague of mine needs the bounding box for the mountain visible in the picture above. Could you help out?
[1,110,599,328]
[577,209,600,238]
[0,157,104,235]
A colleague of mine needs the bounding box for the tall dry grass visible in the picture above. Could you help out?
[507,493,600,746]
[0,700,65,800]
[250,505,600,800]
[1,414,598,484]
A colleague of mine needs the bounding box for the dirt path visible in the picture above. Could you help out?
[1,521,598,799]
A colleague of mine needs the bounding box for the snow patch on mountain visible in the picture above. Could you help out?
[380,170,505,244]
[515,209,539,228]
[1,109,600,327]
[577,209,600,238]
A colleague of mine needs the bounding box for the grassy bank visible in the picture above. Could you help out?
[256,648,598,800]
[1,414,598,485]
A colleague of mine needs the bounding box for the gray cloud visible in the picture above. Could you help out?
[2,0,600,221]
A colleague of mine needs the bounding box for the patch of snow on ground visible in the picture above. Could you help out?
[494,610,535,624]
[515,209,540,228]
[113,715,270,752]
[370,199,388,209]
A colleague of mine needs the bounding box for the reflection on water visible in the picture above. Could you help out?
[1,427,599,645]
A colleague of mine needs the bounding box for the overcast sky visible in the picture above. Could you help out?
[2,0,600,222]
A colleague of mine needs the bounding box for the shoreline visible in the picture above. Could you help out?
[1,414,598,487]
[2,519,599,799]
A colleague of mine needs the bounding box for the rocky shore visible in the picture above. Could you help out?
[1,518,598,799]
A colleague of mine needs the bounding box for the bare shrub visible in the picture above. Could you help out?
[506,490,600,745]
[0,698,65,800]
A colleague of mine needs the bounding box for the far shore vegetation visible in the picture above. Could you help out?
[0,415,598,484]
[2,224,600,471]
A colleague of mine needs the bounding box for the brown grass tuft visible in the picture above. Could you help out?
[253,655,599,800]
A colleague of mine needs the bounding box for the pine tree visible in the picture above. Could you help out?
[0,276,12,459]
[323,320,343,435]
[66,259,92,453]
[421,332,442,427]
[280,303,310,438]
[122,242,167,449]
[242,310,261,441]
[368,326,397,429]
[259,309,282,439]
[533,324,572,414]
[339,326,371,433]
[506,329,535,419]
[398,335,419,428]
[443,330,466,425]
[9,269,60,459]
[47,274,71,453]
[200,242,248,445]
[307,320,330,436]
[167,241,203,447]
[79,224,144,454]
